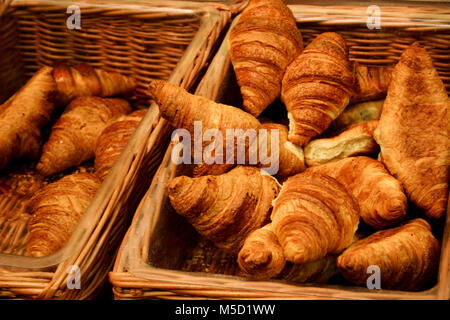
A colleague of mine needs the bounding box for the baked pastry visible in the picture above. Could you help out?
[148,80,262,176]
[94,109,147,181]
[374,42,450,219]
[331,100,384,133]
[281,32,355,146]
[304,120,379,167]
[260,121,306,178]
[307,156,407,228]
[37,97,131,176]
[26,172,101,257]
[350,63,392,104]
[229,0,303,117]
[167,166,281,254]
[53,62,136,106]
[271,171,360,264]
[238,223,286,279]
[337,218,440,291]
[0,66,56,170]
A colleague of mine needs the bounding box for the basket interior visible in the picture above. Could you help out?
[0,1,204,261]
[143,17,448,293]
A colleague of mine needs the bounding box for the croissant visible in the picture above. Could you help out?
[94,109,147,181]
[229,0,303,117]
[0,66,57,170]
[26,172,101,257]
[53,62,136,106]
[167,166,281,254]
[237,223,286,279]
[148,80,262,176]
[37,96,131,176]
[337,218,440,291]
[350,63,392,104]
[307,156,407,228]
[374,43,450,219]
[259,122,306,178]
[281,32,355,146]
[331,100,384,133]
[304,120,379,167]
[271,171,360,264]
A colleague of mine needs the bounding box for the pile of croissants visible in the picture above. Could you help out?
[148,0,449,291]
[0,62,142,257]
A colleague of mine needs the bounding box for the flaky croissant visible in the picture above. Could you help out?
[94,109,147,181]
[238,223,286,279]
[26,172,101,257]
[229,0,303,117]
[271,171,360,264]
[148,80,262,176]
[53,62,136,106]
[0,66,57,170]
[374,42,450,219]
[307,156,407,228]
[331,100,384,133]
[350,63,392,104]
[167,166,281,254]
[259,122,306,178]
[37,96,131,176]
[337,218,440,291]
[304,120,379,167]
[281,32,355,146]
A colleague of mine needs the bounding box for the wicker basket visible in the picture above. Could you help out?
[0,0,231,299]
[109,1,450,300]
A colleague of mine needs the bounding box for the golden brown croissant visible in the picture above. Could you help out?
[259,122,306,178]
[37,96,131,176]
[237,223,286,279]
[0,66,57,170]
[53,62,136,106]
[337,218,440,291]
[229,0,303,117]
[26,172,101,257]
[307,156,407,228]
[271,171,360,264]
[374,42,450,219]
[278,255,339,284]
[281,32,355,146]
[350,63,392,104]
[148,80,262,176]
[167,166,281,254]
[304,120,379,167]
[94,109,147,181]
[331,99,384,133]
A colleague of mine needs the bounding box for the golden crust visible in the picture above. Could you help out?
[0,66,57,170]
[37,97,131,176]
[305,120,379,167]
[331,100,384,133]
[167,166,281,254]
[282,32,355,146]
[374,42,450,219]
[350,63,392,104]
[26,172,101,257]
[271,171,360,264]
[237,223,286,278]
[94,109,147,181]
[229,0,303,117]
[307,156,407,228]
[337,218,440,291]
